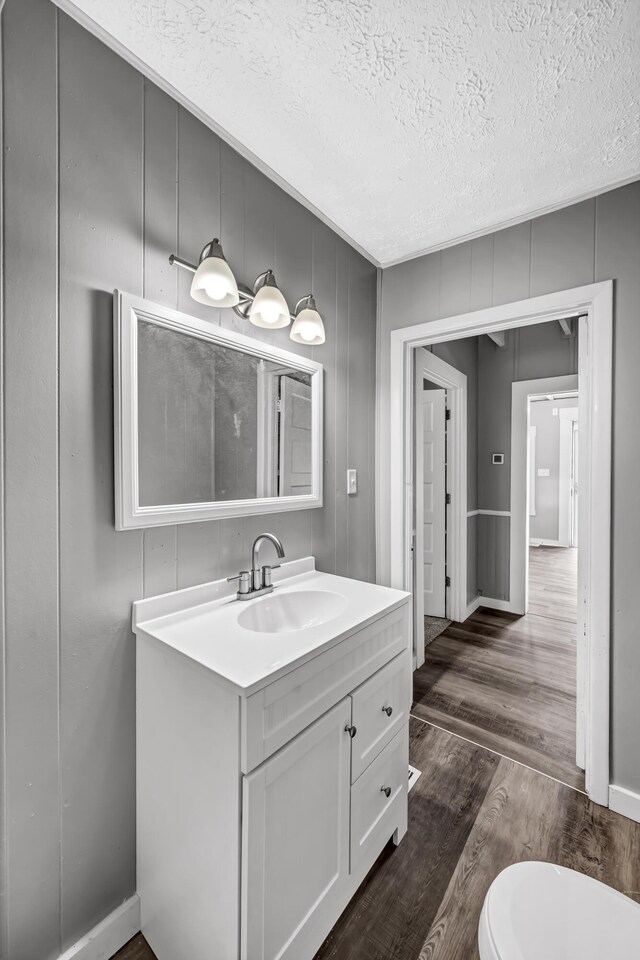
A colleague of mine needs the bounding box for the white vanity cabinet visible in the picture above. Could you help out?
[134,562,411,960]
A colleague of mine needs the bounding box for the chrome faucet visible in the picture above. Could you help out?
[227,532,285,601]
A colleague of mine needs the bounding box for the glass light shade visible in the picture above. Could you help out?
[290,300,325,345]
[249,274,290,329]
[190,242,239,308]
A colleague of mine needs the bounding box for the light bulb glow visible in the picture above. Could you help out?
[290,305,325,345]
[249,278,290,329]
[190,249,239,308]
[203,275,229,301]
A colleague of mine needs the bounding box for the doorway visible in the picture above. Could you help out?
[411,348,467,668]
[385,280,613,805]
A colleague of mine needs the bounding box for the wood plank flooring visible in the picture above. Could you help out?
[113,720,640,960]
[528,545,578,623]
[413,547,584,790]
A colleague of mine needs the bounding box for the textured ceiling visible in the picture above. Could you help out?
[57,0,640,265]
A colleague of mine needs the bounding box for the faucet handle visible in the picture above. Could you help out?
[261,564,281,588]
[228,570,251,594]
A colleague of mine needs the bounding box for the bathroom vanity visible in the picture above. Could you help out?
[133,557,411,960]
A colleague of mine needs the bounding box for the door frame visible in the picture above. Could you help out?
[384,280,612,806]
[413,350,467,668]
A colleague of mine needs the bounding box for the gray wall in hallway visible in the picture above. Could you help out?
[477,323,578,513]
[380,180,640,796]
[475,320,577,599]
[0,1,377,956]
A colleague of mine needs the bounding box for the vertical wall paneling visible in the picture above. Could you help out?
[142,80,179,598]
[347,249,374,582]
[2,1,60,957]
[439,242,471,319]
[530,199,596,297]
[492,220,531,305]
[469,235,494,311]
[1,1,377,949]
[310,223,338,571]
[594,183,640,792]
[176,107,221,323]
[334,243,350,576]
[57,12,144,949]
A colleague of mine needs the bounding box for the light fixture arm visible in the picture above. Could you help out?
[168,254,197,274]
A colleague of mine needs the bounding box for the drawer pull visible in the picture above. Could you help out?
[380,785,392,798]
[345,724,357,739]
[382,705,393,717]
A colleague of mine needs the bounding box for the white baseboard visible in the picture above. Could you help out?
[609,784,640,824]
[464,596,483,620]
[477,596,520,614]
[58,895,140,960]
[529,538,567,547]
[463,595,520,620]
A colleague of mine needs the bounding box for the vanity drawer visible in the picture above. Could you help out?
[242,603,409,773]
[350,723,408,877]
[350,651,411,782]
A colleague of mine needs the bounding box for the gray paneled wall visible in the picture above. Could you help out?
[0,1,376,956]
[380,181,640,796]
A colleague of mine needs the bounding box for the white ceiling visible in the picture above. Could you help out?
[57,0,640,266]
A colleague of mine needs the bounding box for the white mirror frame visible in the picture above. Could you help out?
[113,290,323,530]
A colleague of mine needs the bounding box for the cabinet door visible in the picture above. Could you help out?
[242,698,351,960]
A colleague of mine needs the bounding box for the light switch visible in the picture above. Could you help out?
[537,468,550,477]
[347,469,357,495]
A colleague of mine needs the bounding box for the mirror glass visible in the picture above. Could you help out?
[137,320,313,507]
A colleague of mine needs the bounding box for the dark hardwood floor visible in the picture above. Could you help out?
[414,546,584,791]
[314,720,640,960]
[113,720,640,960]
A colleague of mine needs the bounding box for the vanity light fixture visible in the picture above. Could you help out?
[171,239,239,308]
[290,295,325,345]
[247,270,290,329]
[168,238,326,343]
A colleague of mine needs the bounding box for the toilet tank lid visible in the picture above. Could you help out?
[484,861,640,960]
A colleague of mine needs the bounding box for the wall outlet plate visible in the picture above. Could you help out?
[347,469,357,495]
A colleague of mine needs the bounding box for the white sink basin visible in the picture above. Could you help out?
[237,589,347,634]
[132,558,410,695]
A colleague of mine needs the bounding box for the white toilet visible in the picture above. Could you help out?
[479,861,640,959]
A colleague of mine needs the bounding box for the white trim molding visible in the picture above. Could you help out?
[467,509,511,517]
[384,280,613,807]
[58,895,140,960]
[609,785,640,824]
[409,349,468,658]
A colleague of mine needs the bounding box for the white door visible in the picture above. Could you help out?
[242,698,351,960]
[415,368,447,621]
[279,375,312,496]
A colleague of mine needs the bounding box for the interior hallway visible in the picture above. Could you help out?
[413,546,583,791]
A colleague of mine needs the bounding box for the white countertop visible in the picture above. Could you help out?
[133,558,410,696]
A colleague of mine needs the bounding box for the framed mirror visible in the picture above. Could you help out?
[114,291,323,530]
